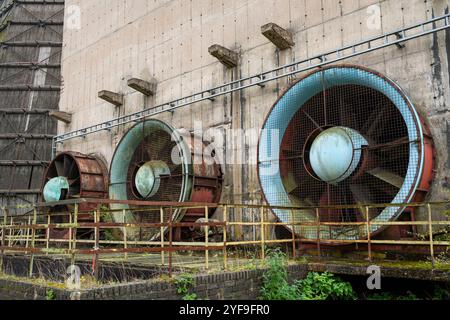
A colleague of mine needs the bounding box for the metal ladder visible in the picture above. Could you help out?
[54,13,450,152]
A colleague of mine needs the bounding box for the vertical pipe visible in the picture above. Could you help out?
[205,206,209,271]
[316,208,321,259]
[365,206,372,262]
[223,205,228,271]
[28,207,37,278]
[260,206,265,260]
[427,204,435,267]
[160,207,165,266]
[123,209,128,261]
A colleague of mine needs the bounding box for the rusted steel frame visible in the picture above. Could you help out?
[6,197,450,212]
[296,239,450,246]
[33,198,220,209]
[2,221,226,230]
[0,246,224,255]
[427,204,435,267]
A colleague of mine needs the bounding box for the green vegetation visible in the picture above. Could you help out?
[260,249,298,300]
[367,292,419,300]
[174,273,199,300]
[260,249,356,300]
[46,289,56,300]
[295,271,356,300]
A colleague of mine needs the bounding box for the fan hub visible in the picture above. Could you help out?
[134,161,170,198]
[43,177,69,202]
[310,127,368,184]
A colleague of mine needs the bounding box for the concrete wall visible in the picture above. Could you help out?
[58,1,450,220]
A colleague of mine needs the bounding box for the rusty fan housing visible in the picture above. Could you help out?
[109,119,223,240]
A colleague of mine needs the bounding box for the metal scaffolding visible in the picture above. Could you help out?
[0,0,64,211]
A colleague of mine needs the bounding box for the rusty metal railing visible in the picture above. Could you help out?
[0,199,449,280]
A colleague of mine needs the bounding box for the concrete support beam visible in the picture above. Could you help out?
[208,44,239,68]
[49,111,72,124]
[261,23,295,50]
[127,78,157,96]
[98,90,123,106]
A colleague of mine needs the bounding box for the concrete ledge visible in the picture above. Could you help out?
[98,90,123,106]
[208,44,239,68]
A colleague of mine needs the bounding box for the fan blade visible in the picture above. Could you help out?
[55,160,64,176]
[66,158,77,178]
[349,184,375,203]
[368,168,404,188]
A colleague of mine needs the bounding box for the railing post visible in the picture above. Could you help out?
[8,217,12,248]
[427,204,435,267]
[93,210,100,280]
[316,208,321,259]
[69,210,73,251]
[365,206,372,262]
[28,207,37,278]
[71,204,78,266]
[160,207,165,266]
[260,206,265,260]
[205,206,209,271]
[123,209,128,261]
[0,208,7,273]
[223,205,228,271]
[291,210,297,259]
[45,214,50,255]
[25,215,31,248]
[168,207,173,278]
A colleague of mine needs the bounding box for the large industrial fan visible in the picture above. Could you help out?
[41,152,109,238]
[258,65,434,241]
[109,119,223,240]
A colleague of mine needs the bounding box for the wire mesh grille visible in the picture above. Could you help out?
[126,128,183,203]
[259,66,425,240]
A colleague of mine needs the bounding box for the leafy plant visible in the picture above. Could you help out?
[174,274,198,300]
[260,249,298,300]
[260,249,356,300]
[294,272,357,300]
[46,289,56,300]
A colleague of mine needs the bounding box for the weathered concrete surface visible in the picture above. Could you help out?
[59,0,450,236]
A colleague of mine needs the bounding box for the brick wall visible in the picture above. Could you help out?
[0,265,309,300]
